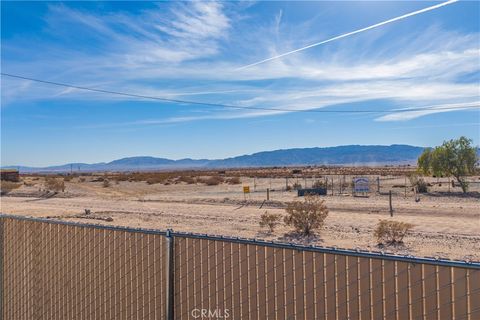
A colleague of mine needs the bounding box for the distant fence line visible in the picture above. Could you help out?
[1,214,479,320]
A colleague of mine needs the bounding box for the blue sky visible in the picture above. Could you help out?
[1,1,479,167]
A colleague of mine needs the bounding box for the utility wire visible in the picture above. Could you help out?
[2,72,478,115]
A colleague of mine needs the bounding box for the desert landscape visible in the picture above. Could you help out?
[1,167,479,261]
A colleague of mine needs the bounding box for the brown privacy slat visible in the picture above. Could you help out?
[115,230,124,320]
[410,263,424,319]
[347,256,359,320]
[294,250,305,320]
[256,246,267,319]
[325,253,336,320]
[223,241,233,318]
[470,269,480,320]
[201,240,209,315]
[231,242,241,319]
[44,223,53,319]
[304,251,315,320]
[248,244,258,320]
[173,237,185,319]
[108,229,117,320]
[192,238,202,318]
[284,248,295,319]
[274,247,286,320]
[359,257,371,320]
[424,264,438,320]
[384,260,396,320]
[371,258,384,319]
[397,262,410,320]
[125,232,133,319]
[181,237,189,320]
[265,246,276,319]
[239,243,249,319]
[313,252,326,320]
[148,234,153,320]
[185,238,195,320]
[337,255,347,320]
[208,240,217,313]
[454,267,468,319]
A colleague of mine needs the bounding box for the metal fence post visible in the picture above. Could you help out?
[165,229,174,320]
[389,191,393,217]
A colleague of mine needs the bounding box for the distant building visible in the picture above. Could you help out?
[1,169,20,182]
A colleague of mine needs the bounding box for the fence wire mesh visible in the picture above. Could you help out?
[1,215,479,320]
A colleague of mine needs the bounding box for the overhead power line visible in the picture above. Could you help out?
[1,72,478,115]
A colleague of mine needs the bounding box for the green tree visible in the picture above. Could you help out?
[417,137,478,193]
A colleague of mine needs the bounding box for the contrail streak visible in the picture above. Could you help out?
[237,0,458,70]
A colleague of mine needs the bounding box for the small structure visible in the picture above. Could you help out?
[1,169,20,182]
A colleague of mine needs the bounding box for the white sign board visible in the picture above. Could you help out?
[354,177,369,193]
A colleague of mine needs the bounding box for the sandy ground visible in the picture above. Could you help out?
[1,174,479,261]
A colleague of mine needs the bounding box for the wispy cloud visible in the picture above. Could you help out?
[236,0,458,69]
[376,101,480,122]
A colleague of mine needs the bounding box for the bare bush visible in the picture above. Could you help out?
[1,181,21,195]
[78,177,86,182]
[374,220,414,245]
[284,196,329,236]
[146,176,165,185]
[409,174,428,193]
[44,177,65,192]
[23,180,35,187]
[103,179,110,188]
[63,175,73,182]
[178,175,196,184]
[259,211,282,233]
[201,176,224,186]
[226,176,241,185]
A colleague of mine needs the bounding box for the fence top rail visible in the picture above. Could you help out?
[1,213,479,269]
[0,213,167,236]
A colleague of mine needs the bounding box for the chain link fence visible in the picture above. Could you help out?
[1,215,479,319]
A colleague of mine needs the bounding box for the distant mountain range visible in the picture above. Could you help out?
[4,145,427,173]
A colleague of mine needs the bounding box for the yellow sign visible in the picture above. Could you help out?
[243,186,250,194]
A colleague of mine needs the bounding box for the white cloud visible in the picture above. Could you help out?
[375,101,480,122]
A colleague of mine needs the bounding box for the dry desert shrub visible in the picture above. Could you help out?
[409,174,428,193]
[78,177,86,182]
[103,179,111,188]
[177,175,196,184]
[1,181,21,195]
[23,180,35,187]
[374,220,414,245]
[146,177,163,185]
[226,176,241,185]
[201,176,224,186]
[259,211,282,233]
[44,177,65,192]
[284,195,329,236]
[63,175,73,182]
